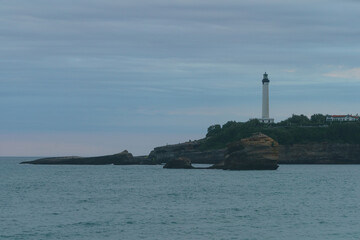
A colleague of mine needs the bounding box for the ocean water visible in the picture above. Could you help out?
[1,157,360,240]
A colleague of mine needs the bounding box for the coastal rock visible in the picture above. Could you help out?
[21,150,145,165]
[134,155,158,165]
[150,138,360,165]
[149,139,226,164]
[112,150,136,165]
[163,157,193,169]
[222,133,279,170]
[279,143,360,164]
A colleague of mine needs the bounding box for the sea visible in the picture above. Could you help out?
[1,157,360,240]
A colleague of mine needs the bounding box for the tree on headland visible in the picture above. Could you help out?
[279,114,310,126]
[244,119,262,128]
[206,124,221,137]
[222,121,238,129]
[200,116,360,150]
[310,114,326,124]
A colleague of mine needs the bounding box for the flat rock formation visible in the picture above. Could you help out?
[149,139,226,164]
[21,150,155,165]
[215,133,279,170]
[163,157,194,169]
[279,143,360,164]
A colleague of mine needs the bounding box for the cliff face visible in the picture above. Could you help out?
[222,133,279,170]
[279,143,360,164]
[149,139,360,165]
[23,138,360,165]
[148,139,226,164]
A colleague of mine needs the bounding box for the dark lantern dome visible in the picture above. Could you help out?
[262,72,270,84]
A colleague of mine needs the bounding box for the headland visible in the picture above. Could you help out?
[21,114,360,168]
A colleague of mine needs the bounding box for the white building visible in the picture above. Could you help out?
[259,72,274,123]
[326,114,359,122]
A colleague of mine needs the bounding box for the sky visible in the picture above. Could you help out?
[1,0,360,156]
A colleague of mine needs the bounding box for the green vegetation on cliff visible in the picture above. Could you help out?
[201,114,360,150]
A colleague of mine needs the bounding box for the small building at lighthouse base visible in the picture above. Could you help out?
[258,118,274,124]
[249,118,274,123]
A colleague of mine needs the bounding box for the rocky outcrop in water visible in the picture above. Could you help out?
[212,133,279,170]
[148,139,226,164]
[21,150,156,165]
[163,157,194,169]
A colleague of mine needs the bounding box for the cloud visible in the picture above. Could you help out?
[167,106,255,117]
[283,69,296,73]
[324,67,360,79]
[1,0,360,155]
[0,132,204,156]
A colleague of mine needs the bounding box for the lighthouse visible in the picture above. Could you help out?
[260,72,274,123]
[262,72,270,119]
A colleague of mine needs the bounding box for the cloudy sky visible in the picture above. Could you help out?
[1,0,359,156]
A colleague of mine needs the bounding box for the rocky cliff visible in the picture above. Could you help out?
[148,139,226,164]
[21,137,360,166]
[220,133,279,170]
[149,138,360,165]
[279,143,360,164]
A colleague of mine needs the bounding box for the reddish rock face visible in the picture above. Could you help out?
[223,133,279,170]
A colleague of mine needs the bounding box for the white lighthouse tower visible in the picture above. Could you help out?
[260,72,274,123]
